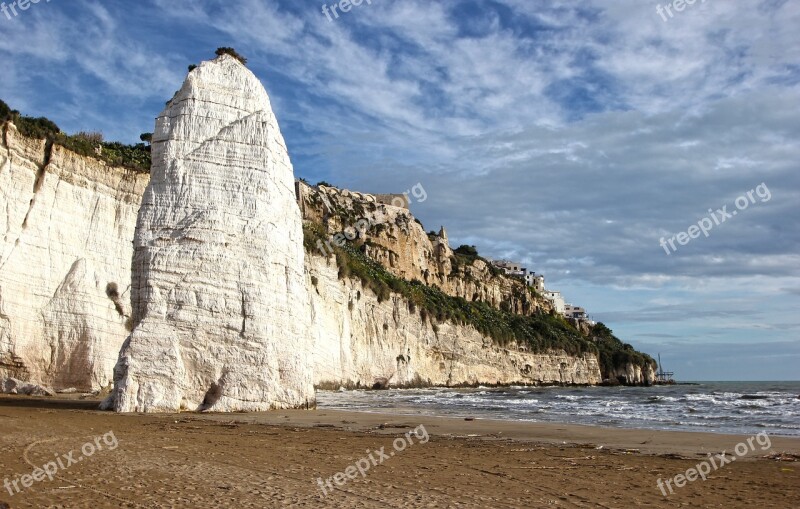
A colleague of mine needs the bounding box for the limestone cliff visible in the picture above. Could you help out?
[0,121,148,390]
[307,254,602,387]
[104,54,315,412]
[298,182,549,317]
[610,363,656,386]
[299,182,655,385]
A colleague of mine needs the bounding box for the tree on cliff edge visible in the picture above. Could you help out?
[454,245,479,257]
[0,98,10,121]
[215,47,247,65]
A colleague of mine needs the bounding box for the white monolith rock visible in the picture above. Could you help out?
[106,54,313,412]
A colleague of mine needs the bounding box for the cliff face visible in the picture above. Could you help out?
[0,122,148,390]
[299,182,655,386]
[610,363,656,385]
[105,55,314,413]
[307,254,602,387]
[298,183,550,317]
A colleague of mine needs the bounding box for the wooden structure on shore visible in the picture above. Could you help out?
[655,353,675,384]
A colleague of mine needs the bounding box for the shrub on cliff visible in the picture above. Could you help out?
[304,222,597,357]
[55,134,151,173]
[1,99,152,173]
[215,47,247,65]
[100,141,152,171]
[0,99,10,121]
[57,131,102,158]
[0,99,60,139]
[16,115,61,140]
[591,322,656,376]
[455,245,479,257]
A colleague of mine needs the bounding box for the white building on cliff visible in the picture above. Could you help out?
[544,290,566,315]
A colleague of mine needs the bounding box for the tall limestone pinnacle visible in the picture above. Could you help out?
[104,54,314,412]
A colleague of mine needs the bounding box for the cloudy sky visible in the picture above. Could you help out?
[1,0,798,380]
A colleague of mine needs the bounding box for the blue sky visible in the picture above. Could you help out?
[1,0,798,380]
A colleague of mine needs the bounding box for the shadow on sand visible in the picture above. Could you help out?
[0,394,102,411]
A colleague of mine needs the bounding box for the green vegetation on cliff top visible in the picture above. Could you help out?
[591,323,656,376]
[1,98,151,173]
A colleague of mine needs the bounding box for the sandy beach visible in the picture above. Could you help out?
[0,395,797,508]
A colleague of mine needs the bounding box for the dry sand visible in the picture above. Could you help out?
[0,394,797,508]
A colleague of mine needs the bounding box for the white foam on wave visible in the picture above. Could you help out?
[316,384,800,436]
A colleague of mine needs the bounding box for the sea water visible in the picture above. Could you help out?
[317,381,800,436]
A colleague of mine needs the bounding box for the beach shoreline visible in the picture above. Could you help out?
[0,394,797,508]
[315,381,800,438]
[200,406,800,457]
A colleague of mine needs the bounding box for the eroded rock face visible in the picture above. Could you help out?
[0,123,148,391]
[297,182,549,316]
[106,55,313,412]
[610,363,656,385]
[307,254,603,388]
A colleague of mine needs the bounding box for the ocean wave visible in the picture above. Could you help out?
[317,383,800,436]
[740,394,770,400]
[555,395,585,401]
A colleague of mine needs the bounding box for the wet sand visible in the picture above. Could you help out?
[0,394,797,508]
